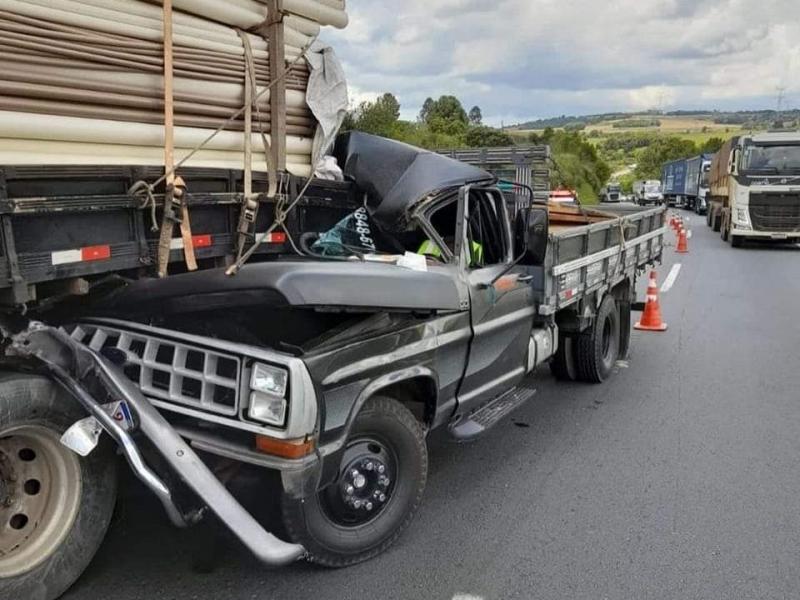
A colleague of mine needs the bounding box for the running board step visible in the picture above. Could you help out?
[449,383,536,442]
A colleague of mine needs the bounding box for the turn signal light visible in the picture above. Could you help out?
[255,435,315,459]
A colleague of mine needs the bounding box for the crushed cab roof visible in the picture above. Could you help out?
[333,132,495,232]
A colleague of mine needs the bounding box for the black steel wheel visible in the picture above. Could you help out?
[575,295,620,384]
[0,373,117,600]
[282,396,427,567]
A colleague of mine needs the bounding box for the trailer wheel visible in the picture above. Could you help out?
[574,295,620,384]
[550,335,577,381]
[730,234,744,248]
[282,396,427,567]
[0,373,117,600]
[712,213,722,232]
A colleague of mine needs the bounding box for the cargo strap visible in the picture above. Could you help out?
[158,0,196,277]
[234,29,278,259]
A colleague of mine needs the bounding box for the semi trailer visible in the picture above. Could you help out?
[661,155,713,213]
[707,132,800,246]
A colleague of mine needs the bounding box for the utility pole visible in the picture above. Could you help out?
[775,86,787,129]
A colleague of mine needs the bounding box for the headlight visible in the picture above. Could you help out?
[735,208,751,227]
[249,391,287,426]
[249,363,288,426]
[251,363,287,396]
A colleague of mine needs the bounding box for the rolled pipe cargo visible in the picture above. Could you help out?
[0,0,347,176]
[0,138,312,176]
[0,111,313,154]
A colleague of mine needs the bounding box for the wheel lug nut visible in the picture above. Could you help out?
[345,485,354,495]
[350,469,359,479]
[366,502,373,511]
[365,462,374,471]
[353,499,362,509]
[377,465,385,474]
[379,493,386,502]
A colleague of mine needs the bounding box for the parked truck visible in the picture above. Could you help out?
[661,155,713,213]
[633,179,664,205]
[0,132,667,600]
[707,132,800,246]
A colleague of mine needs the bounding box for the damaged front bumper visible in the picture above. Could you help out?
[9,323,307,567]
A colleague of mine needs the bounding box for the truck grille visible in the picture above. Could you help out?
[749,194,800,232]
[70,324,241,416]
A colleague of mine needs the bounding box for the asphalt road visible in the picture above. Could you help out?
[65,215,800,600]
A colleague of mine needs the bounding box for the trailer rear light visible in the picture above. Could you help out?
[170,234,213,250]
[51,244,111,266]
[255,435,315,459]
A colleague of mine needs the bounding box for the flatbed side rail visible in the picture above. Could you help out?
[540,206,666,314]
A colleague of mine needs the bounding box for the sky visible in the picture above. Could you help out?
[323,0,800,126]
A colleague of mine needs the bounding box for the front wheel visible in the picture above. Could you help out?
[0,374,117,600]
[282,396,427,567]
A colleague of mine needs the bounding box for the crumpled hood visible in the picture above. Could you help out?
[333,132,494,232]
[88,259,464,316]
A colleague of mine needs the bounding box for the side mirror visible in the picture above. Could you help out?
[517,207,549,266]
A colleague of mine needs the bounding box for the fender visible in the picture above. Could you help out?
[316,365,439,489]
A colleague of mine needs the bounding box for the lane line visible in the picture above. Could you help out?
[687,230,693,239]
[661,263,682,293]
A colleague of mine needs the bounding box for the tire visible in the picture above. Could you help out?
[712,214,722,232]
[550,335,577,381]
[282,396,427,567]
[721,220,729,242]
[574,295,620,384]
[0,373,117,600]
[730,234,744,248]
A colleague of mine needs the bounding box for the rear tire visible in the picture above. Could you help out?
[575,295,620,384]
[721,220,729,241]
[550,335,577,381]
[282,396,427,567]
[730,234,744,248]
[0,374,117,600]
[712,214,722,232]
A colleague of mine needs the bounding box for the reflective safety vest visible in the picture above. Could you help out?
[417,239,483,265]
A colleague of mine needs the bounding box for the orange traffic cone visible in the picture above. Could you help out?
[676,227,689,253]
[635,271,668,331]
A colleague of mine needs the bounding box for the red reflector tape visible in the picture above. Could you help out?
[261,232,286,244]
[192,234,212,248]
[52,245,111,265]
[81,245,111,262]
[170,234,212,250]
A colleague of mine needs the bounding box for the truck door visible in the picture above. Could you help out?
[454,186,536,415]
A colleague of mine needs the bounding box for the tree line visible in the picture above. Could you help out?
[341,93,612,202]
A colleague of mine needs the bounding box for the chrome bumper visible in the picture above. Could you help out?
[9,323,306,567]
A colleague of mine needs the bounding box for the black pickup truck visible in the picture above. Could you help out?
[0,134,666,600]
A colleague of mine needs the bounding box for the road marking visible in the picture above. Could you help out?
[687,230,693,239]
[661,263,682,292]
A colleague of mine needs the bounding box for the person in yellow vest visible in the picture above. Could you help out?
[417,238,483,267]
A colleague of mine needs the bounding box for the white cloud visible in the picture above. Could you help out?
[324,0,800,122]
